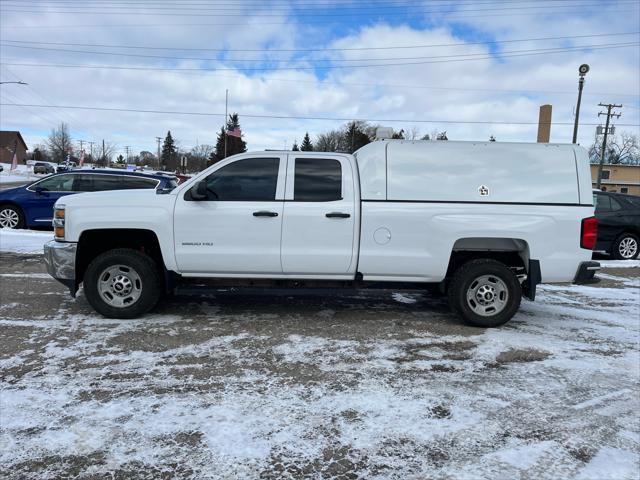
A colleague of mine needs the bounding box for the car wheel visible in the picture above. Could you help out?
[447,259,522,328]
[0,205,25,229]
[612,233,639,260]
[83,248,162,319]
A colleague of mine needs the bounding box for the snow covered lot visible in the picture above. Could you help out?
[0,247,638,479]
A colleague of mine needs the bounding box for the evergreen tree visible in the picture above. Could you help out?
[391,129,405,140]
[161,131,177,170]
[292,141,299,151]
[215,113,247,160]
[343,121,371,154]
[300,132,313,151]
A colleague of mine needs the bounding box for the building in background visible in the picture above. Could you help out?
[591,164,640,195]
[0,131,28,165]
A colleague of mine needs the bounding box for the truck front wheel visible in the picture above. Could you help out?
[83,248,162,319]
[447,259,521,327]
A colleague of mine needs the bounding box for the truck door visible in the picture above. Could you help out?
[173,155,286,275]
[281,155,357,275]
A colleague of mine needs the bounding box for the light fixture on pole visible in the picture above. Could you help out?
[572,64,589,144]
[0,81,27,85]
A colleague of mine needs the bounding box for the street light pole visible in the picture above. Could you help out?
[572,64,589,144]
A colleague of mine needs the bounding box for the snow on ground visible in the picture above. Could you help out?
[0,163,39,184]
[600,260,640,269]
[0,229,52,254]
[0,255,638,478]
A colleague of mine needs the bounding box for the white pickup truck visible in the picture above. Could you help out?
[44,140,600,327]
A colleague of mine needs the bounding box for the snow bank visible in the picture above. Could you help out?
[0,229,52,254]
[0,163,39,184]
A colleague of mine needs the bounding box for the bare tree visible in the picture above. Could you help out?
[315,130,343,152]
[405,126,421,140]
[47,122,73,163]
[95,141,116,167]
[588,131,639,165]
[191,144,214,160]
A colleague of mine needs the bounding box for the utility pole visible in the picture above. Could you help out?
[596,103,622,189]
[572,64,590,144]
[125,145,130,165]
[102,139,105,167]
[156,136,162,169]
[88,141,94,165]
[224,89,228,160]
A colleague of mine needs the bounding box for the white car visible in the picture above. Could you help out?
[44,140,599,327]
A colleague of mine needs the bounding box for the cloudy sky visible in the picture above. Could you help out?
[0,0,638,158]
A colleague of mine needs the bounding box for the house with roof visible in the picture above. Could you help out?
[0,131,28,165]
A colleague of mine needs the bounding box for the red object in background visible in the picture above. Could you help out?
[174,173,190,185]
[580,216,598,250]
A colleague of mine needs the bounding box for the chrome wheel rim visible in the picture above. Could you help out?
[97,264,142,308]
[619,237,638,259]
[0,208,19,228]
[466,275,509,317]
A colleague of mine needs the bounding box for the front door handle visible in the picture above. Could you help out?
[253,211,279,217]
[326,212,351,218]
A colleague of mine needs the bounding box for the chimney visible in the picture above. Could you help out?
[537,104,552,143]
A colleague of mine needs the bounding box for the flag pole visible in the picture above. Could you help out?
[224,89,228,159]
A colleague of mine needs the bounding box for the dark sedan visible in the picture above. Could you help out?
[0,169,178,229]
[593,190,640,260]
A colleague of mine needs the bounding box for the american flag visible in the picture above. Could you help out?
[10,141,18,170]
[227,127,241,138]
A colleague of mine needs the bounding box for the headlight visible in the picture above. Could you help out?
[53,206,65,240]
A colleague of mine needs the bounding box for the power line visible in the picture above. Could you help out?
[2,102,638,127]
[2,42,637,72]
[2,1,636,17]
[3,40,636,64]
[1,5,636,28]
[2,31,636,53]
[2,0,634,13]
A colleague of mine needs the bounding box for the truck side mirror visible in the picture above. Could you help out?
[190,180,208,200]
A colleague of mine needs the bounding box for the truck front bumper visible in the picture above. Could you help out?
[44,240,78,295]
[573,261,601,284]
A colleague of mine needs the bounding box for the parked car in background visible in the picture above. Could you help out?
[57,161,77,173]
[0,170,178,230]
[593,190,640,260]
[33,162,55,174]
[0,165,4,173]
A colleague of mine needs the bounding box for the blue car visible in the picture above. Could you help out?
[0,169,178,229]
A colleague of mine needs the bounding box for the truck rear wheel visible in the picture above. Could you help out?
[447,259,521,327]
[83,248,162,319]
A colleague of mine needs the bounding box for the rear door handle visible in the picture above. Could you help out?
[253,211,279,217]
[326,212,351,218]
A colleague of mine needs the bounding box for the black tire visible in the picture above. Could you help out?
[0,204,25,229]
[83,248,162,319]
[612,232,639,260]
[447,259,521,328]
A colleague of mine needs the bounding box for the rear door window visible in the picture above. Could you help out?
[294,158,342,201]
[595,194,611,212]
[120,176,159,189]
[91,175,124,191]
